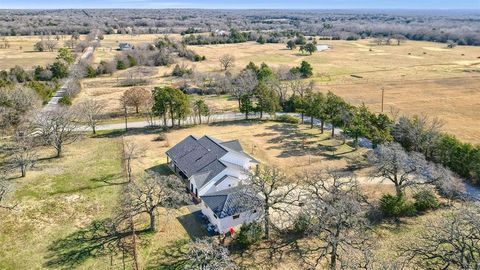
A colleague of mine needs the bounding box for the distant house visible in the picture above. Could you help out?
[118,43,133,51]
[166,135,261,233]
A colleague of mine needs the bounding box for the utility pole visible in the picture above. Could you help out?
[381,87,385,113]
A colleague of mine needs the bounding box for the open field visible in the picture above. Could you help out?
[189,40,480,143]
[0,35,76,70]
[84,36,480,143]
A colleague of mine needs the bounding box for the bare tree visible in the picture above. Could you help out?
[123,173,189,232]
[367,142,431,196]
[219,54,235,71]
[392,115,443,158]
[301,169,371,270]
[232,69,257,108]
[184,238,237,270]
[246,166,299,240]
[399,204,480,269]
[9,133,38,177]
[44,40,58,52]
[122,140,144,183]
[35,107,79,158]
[74,99,103,134]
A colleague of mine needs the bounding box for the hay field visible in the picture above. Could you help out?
[190,40,480,143]
[86,36,480,143]
[0,36,67,70]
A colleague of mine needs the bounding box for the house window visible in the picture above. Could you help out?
[233,214,240,219]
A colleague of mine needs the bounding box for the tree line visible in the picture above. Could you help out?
[1,9,479,46]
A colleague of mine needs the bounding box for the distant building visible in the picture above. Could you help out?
[118,43,133,51]
[166,135,261,234]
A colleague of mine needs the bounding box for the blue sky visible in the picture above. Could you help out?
[1,0,479,9]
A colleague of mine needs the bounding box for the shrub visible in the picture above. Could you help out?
[413,190,439,212]
[293,212,311,234]
[58,95,72,106]
[236,221,262,249]
[276,114,300,124]
[116,60,127,70]
[379,194,416,218]
[127,55,137,67]
[49,61,69,79]
[85,65,97,78]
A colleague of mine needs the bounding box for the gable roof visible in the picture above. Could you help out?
[201,187,261,218]
[166,135,228,178]
[220,140,243,152]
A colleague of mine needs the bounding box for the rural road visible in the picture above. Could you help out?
[89,112,480,201]
[42,31,98,112]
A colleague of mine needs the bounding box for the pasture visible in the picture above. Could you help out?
[82,36,480,143]
[189,40,480,143]
[0,36,72,70]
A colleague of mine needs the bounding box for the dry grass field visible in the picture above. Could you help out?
[83,36,480,143]
[189,40,480,143]
[0,35,75,70]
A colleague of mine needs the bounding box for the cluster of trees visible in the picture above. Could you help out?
[228,163,474,269]
[89,36,205,78]
[2,10,478,45]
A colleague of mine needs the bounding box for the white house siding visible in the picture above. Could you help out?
[220,152,253,169]
[201,202,261,234]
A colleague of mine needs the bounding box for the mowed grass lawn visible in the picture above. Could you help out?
[0,136,124,269]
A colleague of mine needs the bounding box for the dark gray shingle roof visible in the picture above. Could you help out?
[220,140,243,152]
[166,135,227,178]
[201,187,261,218]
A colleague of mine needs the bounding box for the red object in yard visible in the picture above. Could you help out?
[229,227,235,235]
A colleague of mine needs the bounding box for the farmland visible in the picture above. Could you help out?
[72,35,480,143]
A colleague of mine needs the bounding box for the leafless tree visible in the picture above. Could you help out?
[367,142,432,196]
[122,87,151,114]
[142,94,157,127]
[44,40,58,52]
[184,238,237,270]
[246,166,299,240]
[74,99,103,134]
[399,204,480,269]
[300,169,371,270]
[122,140,144,183]
[122,173,189,232]
[9,133,38,177]
[392,115,443,158]
[232,69,257,108]
[35,107,79,158]
[219,54,235,71]
[0,87,41,131]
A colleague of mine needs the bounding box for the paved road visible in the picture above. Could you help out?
[90,109,480,201]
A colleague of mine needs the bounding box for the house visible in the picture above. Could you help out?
[166,135,261,233]
[118,43,133,51]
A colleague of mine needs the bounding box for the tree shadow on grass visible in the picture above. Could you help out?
[93,127,161,139]
[43,219,132,269]
[144,239,190,270]
[176,210,209,240]
[231,232,304,270]
[146,164,173,176]
[209,119,266,127]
